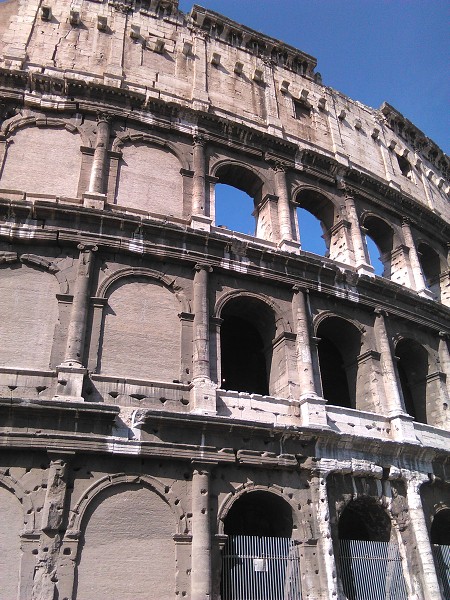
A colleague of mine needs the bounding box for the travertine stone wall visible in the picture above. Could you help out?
[0,1,448,600]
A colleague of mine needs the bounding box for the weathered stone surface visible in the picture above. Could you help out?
[0,0,448,599]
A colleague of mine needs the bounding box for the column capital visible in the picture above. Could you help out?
[96,111,111,124]
[194,263,212,273]
[193,134,206,147]
[77,243,98,252]
[374,306,389,317]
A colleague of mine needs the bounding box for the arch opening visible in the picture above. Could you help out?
[418,242,443,300]
[295,189,335,257]
[219,297,277,396]
[316,317,362,409]
[221,492,301,600]
[338,497,391,542]
[395,338,429,424]
[215,183,255,235]
[430,509,450,598]
[224,491,293,538]
[363,216,394,278]
[338,498,407,600]
[214,164,263,236]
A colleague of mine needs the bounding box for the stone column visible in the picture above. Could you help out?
[274,164,297,252]
[402,471,442,600]
[344,193,374,275]
[401,218,433,297]
[191,264,216,414]
[55,244,97,402]
[32,456,70,600]
[191,464,213,600]
[191,136,211,231]
[373,309,416,442]
[439,332,450,397]
[305,464,338,600]
[84,115,110,209]
[292,287,328,427]
[192,32,210,111]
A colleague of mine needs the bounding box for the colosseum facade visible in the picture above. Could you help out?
[0,0,448,599]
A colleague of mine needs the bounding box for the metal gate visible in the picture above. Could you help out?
[221,535,302,600]
[339,539,408,600]
[432,544,450,598]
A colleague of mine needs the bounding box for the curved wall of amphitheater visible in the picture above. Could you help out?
[0,1,448,599]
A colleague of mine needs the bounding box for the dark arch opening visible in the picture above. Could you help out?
[317,317,362,409]
[220,297,276,396]
[224,491,293,537]
[339,497,391,542]
[363,215,394,278]
[431,509,450,545]
[395,338,429,424]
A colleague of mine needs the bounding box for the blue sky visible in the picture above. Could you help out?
[179,1,448,268]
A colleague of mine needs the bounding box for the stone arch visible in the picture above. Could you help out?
[360,211,402,279]
[96,268,187,381]
[67,473,186,535]
[416,240,446,301]
[97,266,190,313]
[0,472,36,533]
[112,132,189,170]
[293,186,340,258]
[210,159,276,240]
[338,496,392,542]
[218,483,299,537]
[113,133,186,217]
[214,290,292,396]
[313,312,364,409]
[214,289,289,334]
[0,118,84,197]
[394,337,439,425]
[70,474,183,600]
[0,474,34,600]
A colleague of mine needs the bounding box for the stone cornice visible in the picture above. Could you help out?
[380,102,449,179]
[1,198,449,333]
[190,5,317,79]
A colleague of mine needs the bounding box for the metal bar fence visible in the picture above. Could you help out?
[432,544,450,598]
[221,535,302,600]
[339,539,408,600]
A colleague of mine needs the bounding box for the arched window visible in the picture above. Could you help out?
[215,183,255,235]
[316,317,362,409]
[363,216,395,278]
[338,497,407,600]
[214,164,264,237]
[395,339,429,424]
[221,492,301,600]
[418,242,443,301]
[219,297,277,396]
[295,189,335,258]
[430,509,450,598]
[296,207,328,256]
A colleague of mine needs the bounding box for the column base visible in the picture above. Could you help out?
[388,411,418,444]
[298,394,329,428]
[190,214,212,232]
[278,238,300,254]
[356,262,375,277]
[83,192,106,209]
[190,379,217,415]
[53,365,87,402]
